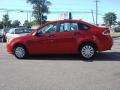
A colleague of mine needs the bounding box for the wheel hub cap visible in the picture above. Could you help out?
[15,47,25,58]
[81,45,94,58]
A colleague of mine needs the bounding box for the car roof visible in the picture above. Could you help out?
[36,19,97,30]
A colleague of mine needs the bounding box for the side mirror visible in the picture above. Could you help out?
[32,30,43,36]
[32,31,38,36]
[32,31,42,36]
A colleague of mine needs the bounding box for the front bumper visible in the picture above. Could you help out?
[6,44,13,54]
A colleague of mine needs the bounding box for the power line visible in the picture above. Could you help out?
[0,8,32,12]
[49,11,92,14]
[0,8,93,14]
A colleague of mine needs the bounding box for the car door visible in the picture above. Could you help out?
[27,23,59,54]
[6,28,15,42]
[50,22,79,54]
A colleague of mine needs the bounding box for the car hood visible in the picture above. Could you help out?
[13,33,32,41]
[15,33,30,37]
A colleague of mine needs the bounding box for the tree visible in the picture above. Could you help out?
[2,14,11,28]
[27,0,51,25]
[103,12,117,27]
[12,20,21,28]
[0,21,3,29]
[23,20,31,28]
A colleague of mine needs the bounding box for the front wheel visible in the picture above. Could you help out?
[1,37,6,42]
[80,43,96,60]
[13,45,28,59]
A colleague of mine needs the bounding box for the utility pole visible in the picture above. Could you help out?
[95,0,99,25]
[91,10,95,25]
[27,11,28,22]
[69,12,72,20]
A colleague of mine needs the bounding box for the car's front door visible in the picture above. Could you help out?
[27,23,59,54]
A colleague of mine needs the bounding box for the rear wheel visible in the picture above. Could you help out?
[13,45,28,59]
[2,37,6,42]
[80,43,96,60]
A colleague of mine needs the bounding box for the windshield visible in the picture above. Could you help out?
[4,28,11,33]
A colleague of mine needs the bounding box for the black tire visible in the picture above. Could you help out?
[1,36,6,42]
[13,45,28,59]
[3,37,6,42]
[79,43,96,60]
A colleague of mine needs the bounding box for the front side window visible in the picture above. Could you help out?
[37,23,57,34]
[59,22,78,32]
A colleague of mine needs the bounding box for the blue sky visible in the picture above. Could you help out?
[0,0,120,24]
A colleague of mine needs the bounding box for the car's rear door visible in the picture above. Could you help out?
[50,21,80,54]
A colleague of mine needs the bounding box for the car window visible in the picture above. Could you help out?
[8,29,14,34]
[0,29,3,33]
[59,22,78,32]
[37,23,57,34]
[4,28,11,33]
[25,29,32,33]
[23,28,32,33]
[15,28,32,34]
[78,23,90,30]
[15,29,24,34]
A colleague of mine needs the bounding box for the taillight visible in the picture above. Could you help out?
[102,30,110,35]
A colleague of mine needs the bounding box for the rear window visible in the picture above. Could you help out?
[78,23,90,30]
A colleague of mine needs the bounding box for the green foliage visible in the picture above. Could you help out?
[27,0,51,25]
[2,14,11,28]
[23,20,32,28]
[12,20,21,28]
[0,21,3,29]
[103,12,117,26]
[30,20,40,25]
[1,14,21,28]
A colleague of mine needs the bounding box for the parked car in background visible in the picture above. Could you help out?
[6,20,113,60]
[114,27,120,32]
[0,28,10,42]
[6,28,32,43]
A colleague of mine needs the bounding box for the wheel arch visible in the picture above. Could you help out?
[12,43,29,54]
[78,41,98,52]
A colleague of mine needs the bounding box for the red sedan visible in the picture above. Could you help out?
[6,20,113,59]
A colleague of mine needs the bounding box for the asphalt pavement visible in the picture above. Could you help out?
[0,38,120,90]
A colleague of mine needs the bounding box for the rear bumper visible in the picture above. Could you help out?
[97,36,113,51]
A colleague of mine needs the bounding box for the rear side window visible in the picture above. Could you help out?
[59,22,78,32]
[78,23,90,30]
[15,29,24,34]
